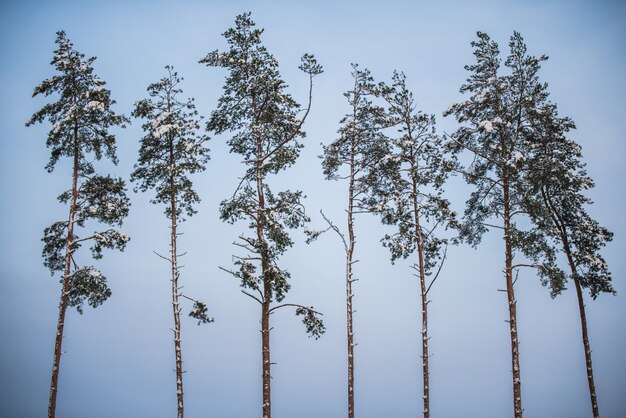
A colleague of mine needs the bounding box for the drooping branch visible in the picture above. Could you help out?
[320,210,349,253]
[260,71,316,163]
[269,303,323,315]
[426,243,448,295]
[242,289,264,305]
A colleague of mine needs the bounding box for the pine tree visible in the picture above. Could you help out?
[444,32,563,418]
[376,71,457,418]
[312,64,390,418]
[130,66,213,418]
[523,93,613,418]
[26,31,130,418]
[200,13,324,418]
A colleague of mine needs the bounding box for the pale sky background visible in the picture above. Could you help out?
[1,1,625,417]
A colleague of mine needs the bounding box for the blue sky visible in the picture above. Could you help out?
[1,1,625,417]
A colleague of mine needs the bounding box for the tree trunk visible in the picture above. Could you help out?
[542,188,600,418]
[261,299,271,418]
[411,182,430,418]
[573,276,600,417]
[503,175,522,418]
[346,148,356,418]
[406,141,431,418]
[255,130,272,418]
[48,124,80,418]
[169,132,185,418]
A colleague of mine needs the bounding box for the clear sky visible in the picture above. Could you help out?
[1,1,625,417]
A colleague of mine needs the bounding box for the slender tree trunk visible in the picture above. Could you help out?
[48,124,79,418]
[168,132,185,418]
[542,189,600,418]
[261,299,271,418]
[410,174,430,418]
[346,149,356,418]
[573,277,599,417]
[503,175,522,418]
[255,130,272,418]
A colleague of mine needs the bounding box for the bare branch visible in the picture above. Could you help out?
[153,250,172,263]
[511,263,542,270]
[320,210,348,253]
[242,290,263,305]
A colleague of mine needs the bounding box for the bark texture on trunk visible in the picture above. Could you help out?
[573,278,600,417]
[572,277,600,418]
[169,132,185,418]
[48,125,79,418]
[407,136,431,418]
[261,300,271,418]
[256,132,272,418]
[411,186,430,418]
[503,175,522,418]
[346,148,356,418]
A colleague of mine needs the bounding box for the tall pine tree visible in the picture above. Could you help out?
[376,71,457,418]
[26,31,130,418]
[200,13,324,418]
[444,32,563,418]
[522,89,613,418]
[131,66,213,418]
[313,64,390,418]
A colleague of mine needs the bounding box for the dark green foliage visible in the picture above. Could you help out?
[444,31,562,292]
[446,31,613,298]
[78,176,130,226]
[522,95,614,298]
[189,301,215,325]
[509,227,565,295]
[374,71,457,270]
[131,66,212,327]
[27,31,127,172]
[296,306,326,339]
[263,265,291,303]
[322,64,391,194]
[28,31,129,313]
[67,267,111,314]
[202,12,324,334]
[131,66,210,220]
[42,221,70,272]
[200,13,319,175]
[89,229,130,260]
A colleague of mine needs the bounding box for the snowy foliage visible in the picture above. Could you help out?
[295,306,326,339]
[446,31,613,299]
[322,64,391,204]
[26,31,128,172]
[374,71,457,271]
[202,12,324,334]
[444,31,563,292]
[522,98,614,298]
[67,267,111,314]
[131,66,210,220]
[28,31,130,312]
[189,301,215,325]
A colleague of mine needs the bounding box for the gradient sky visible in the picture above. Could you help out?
[1,1,625,417]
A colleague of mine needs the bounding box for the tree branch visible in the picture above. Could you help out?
[260,72,315,163]
[242,289,263,304]
[269,303,323,315]
[320,209,348,253]
[426,243,448,295]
